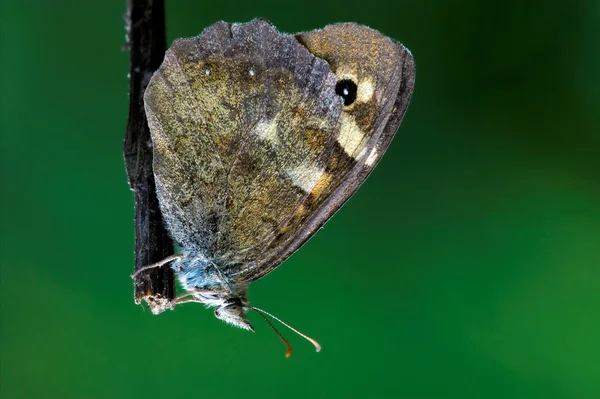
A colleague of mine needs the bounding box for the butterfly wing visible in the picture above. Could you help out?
[145,19,343,259]
[236,23,416,282]
[145,20,415,285]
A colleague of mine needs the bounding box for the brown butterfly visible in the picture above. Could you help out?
[134,18,415,356]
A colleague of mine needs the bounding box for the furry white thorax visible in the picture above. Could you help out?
[171,252,254,331]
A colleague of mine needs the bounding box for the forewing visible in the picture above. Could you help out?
[144,19,343,256]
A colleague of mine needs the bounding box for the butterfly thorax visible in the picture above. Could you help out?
[172,251,253,331]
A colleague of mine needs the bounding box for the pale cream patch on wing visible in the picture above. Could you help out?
[336,113,365,157]
[357,79,374,103]
[286,163,325,193]
[254,118,279,146]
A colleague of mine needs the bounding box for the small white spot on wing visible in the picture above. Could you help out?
[357,147,368,160]
[254,118,279,145]
[365,147,379,166]
[286,163,325,193]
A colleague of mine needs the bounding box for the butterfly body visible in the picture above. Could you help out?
[143,19,415,334]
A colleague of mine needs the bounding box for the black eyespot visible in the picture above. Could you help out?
[335,79,357,106]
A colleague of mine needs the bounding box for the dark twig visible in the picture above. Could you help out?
[124,0,175,314]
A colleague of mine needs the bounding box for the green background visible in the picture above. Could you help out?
[1,0,599,398]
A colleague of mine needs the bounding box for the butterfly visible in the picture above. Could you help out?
[134,18,415,356]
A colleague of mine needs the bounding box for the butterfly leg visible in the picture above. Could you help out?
[170,289,229,309]
[171,296,202,307]
[130,253,183,279]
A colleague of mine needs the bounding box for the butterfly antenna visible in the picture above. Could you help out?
[253,310,294,357]
[250,306,321,357]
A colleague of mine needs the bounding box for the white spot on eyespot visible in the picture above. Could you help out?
[365,148,378,166]
[205,69,210,76]
[249,69,255,76]
[336,114,365,157]
[286,164,325,193]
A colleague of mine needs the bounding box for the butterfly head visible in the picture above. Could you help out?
[214,295,322,357]
[213,297,254,331]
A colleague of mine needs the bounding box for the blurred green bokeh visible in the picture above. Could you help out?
[1,0,598,398]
